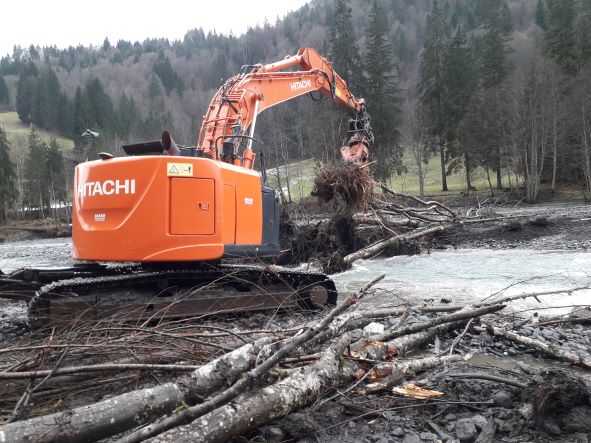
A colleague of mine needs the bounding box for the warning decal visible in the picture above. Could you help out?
[167,162,193,177]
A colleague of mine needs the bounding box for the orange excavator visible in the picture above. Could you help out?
[1,48,373,327]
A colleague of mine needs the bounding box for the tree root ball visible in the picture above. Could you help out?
[312,163,373,209]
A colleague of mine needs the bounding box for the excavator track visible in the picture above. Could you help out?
[0,263,337,329]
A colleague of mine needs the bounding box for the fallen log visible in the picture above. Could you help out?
[0,337,276,443]
[375,304,506,342]
[148,353,463,443]
[387,321,469,356]
[476,325,591,369]
[343,224,452,264]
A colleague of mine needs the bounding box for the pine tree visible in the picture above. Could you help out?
[0,76,9,106]
[444,28,478,144]
[480,0,512,88]
[24,128,49,213]
[0,126,16,220]
[536,0,547,30]
[153,52,183,95]
[418,0,450,191]
[45,139,67,208]
[578,0,591,68]
[117,94,141,140]
[444,28,478,190]
[329,0,364,93]
[72,87,88,159]
[364,1,402,182]
[16,62,38,124]
[102,37,111,51]
[145,75,171,138]
[543,0,579,75]
[84,78,115,135]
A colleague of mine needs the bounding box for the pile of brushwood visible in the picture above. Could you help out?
[1,279,591,442]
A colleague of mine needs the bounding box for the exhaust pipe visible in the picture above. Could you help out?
[161,131,181,156]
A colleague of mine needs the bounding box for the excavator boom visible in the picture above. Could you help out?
[197,48,372,168]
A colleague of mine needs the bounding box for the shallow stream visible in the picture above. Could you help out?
[332,248,591,316]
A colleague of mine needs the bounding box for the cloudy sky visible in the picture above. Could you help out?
[0,0,310,57]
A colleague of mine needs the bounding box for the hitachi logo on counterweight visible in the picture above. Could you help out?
[77,179,136,197]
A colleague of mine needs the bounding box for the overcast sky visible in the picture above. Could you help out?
[0,0,310,57]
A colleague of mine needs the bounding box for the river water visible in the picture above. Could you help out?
[1,239,590,316]
[332,248,591,316]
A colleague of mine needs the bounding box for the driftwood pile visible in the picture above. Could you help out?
[279,180,465,273]
[1,279,591,442]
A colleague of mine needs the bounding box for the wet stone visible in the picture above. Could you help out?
[419,431,437,441]
[455,418,477,442]
[391,426,405,437]
[492,391,513,409]
[496,410,513,420]
[443,413,457,422]
[541,329,555,340]
[519,404,533,420]
[471,414,488,431]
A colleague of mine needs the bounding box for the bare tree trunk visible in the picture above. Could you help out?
[418,164,425,198]
[485,166,493,193]
[496,148,502,190]
[477,326,591,369]
[440,143,448,192]
[281,138,292,203]
[343,224,451,264]
[465,153,472,194]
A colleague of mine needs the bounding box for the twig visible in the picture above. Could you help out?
[9,345,70,422]
[445,319,474,355]
[0,363,202,380]
[448,372,527,389]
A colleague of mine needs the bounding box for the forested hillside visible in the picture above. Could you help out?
[1,0,591,218]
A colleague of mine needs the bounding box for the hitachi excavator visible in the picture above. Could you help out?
[0,48,373,328]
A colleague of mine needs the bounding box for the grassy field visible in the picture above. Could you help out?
[267,154,520,200]
[0,112,74,150]
[388,152,516,195]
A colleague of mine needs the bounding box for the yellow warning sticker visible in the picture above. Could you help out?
[167,162,193,177]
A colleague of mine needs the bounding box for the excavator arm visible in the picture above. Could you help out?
[196,48,373,169]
